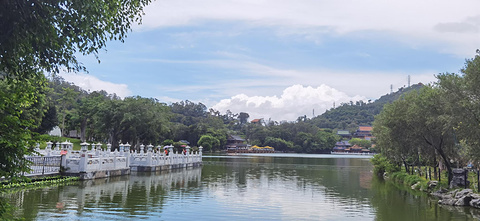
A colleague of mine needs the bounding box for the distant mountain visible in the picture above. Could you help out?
[308,83,424,132]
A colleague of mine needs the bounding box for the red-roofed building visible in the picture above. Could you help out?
[354,126,374,140]
[251,119,263,125]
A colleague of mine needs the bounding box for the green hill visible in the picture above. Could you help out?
[308,83,424,132]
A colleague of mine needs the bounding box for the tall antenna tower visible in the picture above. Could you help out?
[408,75,411,87]
[390,84,393,94]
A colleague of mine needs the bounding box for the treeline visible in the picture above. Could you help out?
[373,52,480,184]
[34,74,338,153]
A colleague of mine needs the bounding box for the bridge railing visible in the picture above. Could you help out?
[33,142,203,173]
[23,156,62,176]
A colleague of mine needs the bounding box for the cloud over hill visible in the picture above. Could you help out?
[212,84,365,121]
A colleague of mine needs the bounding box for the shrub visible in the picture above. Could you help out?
[371,154,399,176]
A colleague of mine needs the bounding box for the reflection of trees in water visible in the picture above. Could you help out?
[359,171,373,189]
[370,177,480,221]
[2,167,202,219]
[202,157,374,205]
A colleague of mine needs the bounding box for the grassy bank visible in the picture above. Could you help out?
[0,176,79,193]
[387,171,449,191]
[371,154,450,192]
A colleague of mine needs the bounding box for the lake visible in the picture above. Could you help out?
[3,153,480,220]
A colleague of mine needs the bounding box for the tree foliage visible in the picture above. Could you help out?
[197,135,220,152]
[374,86,457,182]
[437,53,480,164]
[348,138,371,148]
[0,74,48,177]
[0,0,152,178]
[373,53,480,183]
[0,0,151,77]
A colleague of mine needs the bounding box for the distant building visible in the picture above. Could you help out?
[333,141,351,152]
[226,135,248,151]
[337,130,351,139]
[68,130,80,139]
[354,126,374,140]
[251,119,263,125]
[349,144,364,153]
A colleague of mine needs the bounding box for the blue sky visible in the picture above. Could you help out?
[61,0,480,121]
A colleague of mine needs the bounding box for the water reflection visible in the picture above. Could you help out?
[201,155,375,220]
[4,168,202,220]
[2,155,479,220]
[370,178,480,221]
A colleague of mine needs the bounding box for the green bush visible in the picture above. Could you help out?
[371,154,399,175]
[404,174,422,186]
[389,171,427,191]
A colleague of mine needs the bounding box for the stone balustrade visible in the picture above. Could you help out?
[36,141,203,179]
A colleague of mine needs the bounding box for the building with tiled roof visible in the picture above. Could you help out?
[226,135,248,150]
[337,130,352,139]
[251,119,262,125]
[354,125,374,140]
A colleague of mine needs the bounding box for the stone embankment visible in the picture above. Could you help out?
[404,168,480,210]
[431,188,480,208]
[408,169,480,209]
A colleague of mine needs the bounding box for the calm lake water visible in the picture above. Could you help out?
[3,154,480,220]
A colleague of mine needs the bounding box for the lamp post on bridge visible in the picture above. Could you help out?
[124,143,131,153]
[80,142,89,152]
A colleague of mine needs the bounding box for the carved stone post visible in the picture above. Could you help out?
[119,143,124,152]
[80,142,89,152]
[46,141,53,156]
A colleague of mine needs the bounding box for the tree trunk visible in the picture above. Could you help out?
[403,159,409,173]
[61,112,66,137]
[110,132,117,151]
[436,146,453,184]
[80,117,87,142]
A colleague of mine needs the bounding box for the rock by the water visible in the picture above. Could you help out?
[431,188,449,199]
[470,199,480,208]
[427,181,438,189]
[454,195,473,206]
[455,189,473,198]
[411,182,421,190]
[439,198,457,205]
[436,189,476,207]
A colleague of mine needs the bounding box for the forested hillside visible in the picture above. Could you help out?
[308,83,424,132]
[35,75,421,153]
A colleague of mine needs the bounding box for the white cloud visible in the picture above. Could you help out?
[59,72,131,98]
[139,0,480,56]
[212,84,365,121]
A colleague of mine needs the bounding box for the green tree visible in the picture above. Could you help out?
[33,102,58,135]
[57,87,79,136]
[197,135,220,152]
[76,91,109,141]
[264,137,293,152]
[374,87,457,183]
[1,0,151,179]
[0,74,48,177]
[1,0,152,77]
[238,112,250,125]
[373,97,421,173]
[437,53,480,164]
[348,138,372,148]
